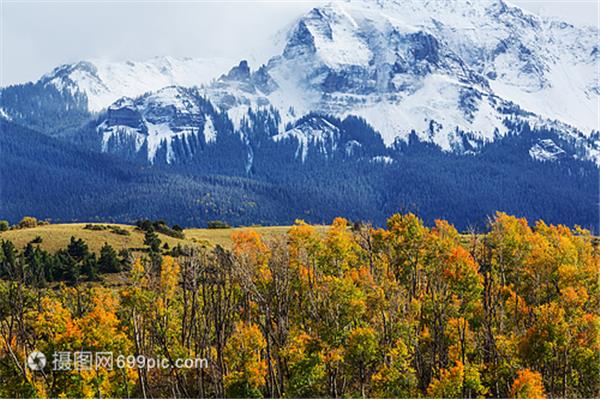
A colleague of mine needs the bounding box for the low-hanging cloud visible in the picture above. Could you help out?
[1,0,597,86]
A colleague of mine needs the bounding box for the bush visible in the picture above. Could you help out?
[84,224,106,231]
[109,226,130,236]
[84,224,130,236]
[30,236,43,244]
[207,220,231,229]
[136,219,184,239]
[18,216,38,229]
[0,220,9,232]
[135,219,154,232]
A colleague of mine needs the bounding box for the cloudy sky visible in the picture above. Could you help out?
[1,0,598,86]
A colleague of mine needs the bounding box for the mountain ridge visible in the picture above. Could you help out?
[2,0,596,164]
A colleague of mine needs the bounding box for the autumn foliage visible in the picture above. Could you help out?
[0,212,598,398]
[511,369,546,398]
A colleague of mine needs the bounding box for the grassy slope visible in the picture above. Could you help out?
[0,223,330,253]
[185,225,329,248]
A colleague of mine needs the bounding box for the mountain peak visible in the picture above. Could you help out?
[33,57,235,112]
[222,60,252,81]
[264,0,599,146]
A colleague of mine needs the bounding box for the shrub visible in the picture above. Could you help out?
[18,216,38,229]
[30,236,43,244]
[84,224,106,231]
[109,226,130,236]
[136,219,184,239]
[172,224,183,232]
[208,220,231,229]
[83,224,130,236]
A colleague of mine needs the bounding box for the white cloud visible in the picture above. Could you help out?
[511,0,599,29]
[1,0,597,86]
[1,1,321,85]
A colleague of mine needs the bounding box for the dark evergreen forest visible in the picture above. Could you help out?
[1,115,597,232]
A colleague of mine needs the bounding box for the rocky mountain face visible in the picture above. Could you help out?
[256,0,598,160]
[98,87,220,164]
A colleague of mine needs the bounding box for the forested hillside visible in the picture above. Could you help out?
[2,119,597,231]
[0,212,597,398]
[0,120,307,226]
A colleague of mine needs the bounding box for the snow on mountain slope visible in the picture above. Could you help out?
[489,61,597,133]
[528,138,567,162]
[98,86,219,163]
[89,0,598,164]
[9,0,598,166]
[198,61,277,130]
[201,1,508,148]
[350,74,508,149]
[40,56,234,112]
[232,1,495,146]
[363,0,599,134]
[250,0,598,158]
[272,116,341,161]
[0,108,10,121]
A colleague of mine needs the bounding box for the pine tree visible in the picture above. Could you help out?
[144,229,161,253]
[98,243,120,273]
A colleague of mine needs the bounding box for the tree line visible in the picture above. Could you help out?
[0,212,598,398]
[0,237,132,285]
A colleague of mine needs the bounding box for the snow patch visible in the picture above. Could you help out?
[272,117,340,162]
[371,155,394,164]
[99,122,145,153]
[0,108,11,120]
[203,116,217,143]
[529,139,567,162]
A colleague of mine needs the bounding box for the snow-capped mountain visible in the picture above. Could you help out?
[2,0,598,166]
[38,56,234,112]
[0,56,235,135]
[2,0,599,230]
[188,0,597,162]
[260,0,598,146]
